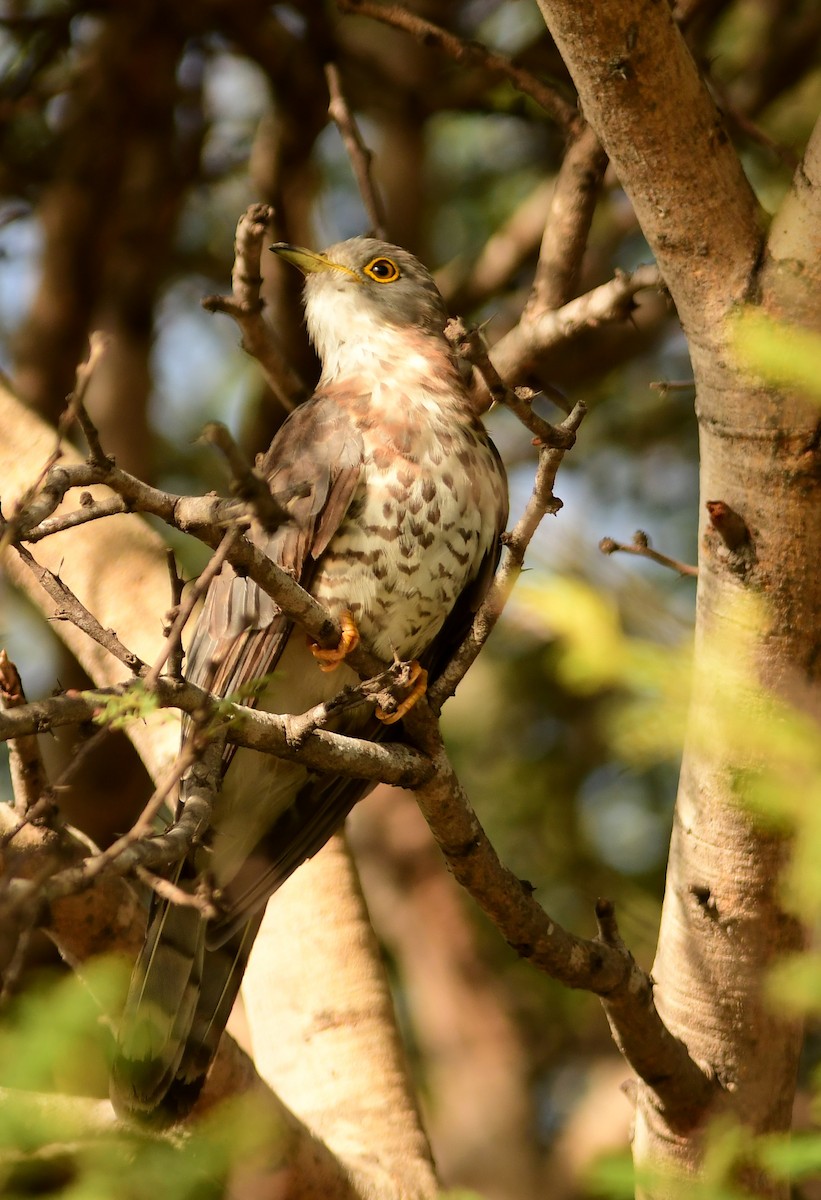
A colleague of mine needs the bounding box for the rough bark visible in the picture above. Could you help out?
[535,1,819,1193]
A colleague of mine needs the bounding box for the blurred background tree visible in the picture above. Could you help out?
[0,1,819,1198]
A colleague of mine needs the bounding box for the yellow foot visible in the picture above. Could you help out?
[376,662,429,725]
[310,610,361,672]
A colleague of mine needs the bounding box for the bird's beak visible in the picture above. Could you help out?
[270,242,356,279]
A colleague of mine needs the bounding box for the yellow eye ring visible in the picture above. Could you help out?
[363,256,401,283]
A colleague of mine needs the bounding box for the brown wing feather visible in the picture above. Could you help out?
[182,390,366,767]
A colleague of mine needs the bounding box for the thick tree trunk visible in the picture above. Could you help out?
[535,1,820,1192]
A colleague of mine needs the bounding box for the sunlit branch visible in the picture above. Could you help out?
[0,680,434,789]
[599,531,699,578]
[491,263,664,382]
[527,122,608,312]
[0,651,54,819]
[202,203,309,412]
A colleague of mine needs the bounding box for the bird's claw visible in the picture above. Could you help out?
[376,662,428,724]
[310,610,360,672]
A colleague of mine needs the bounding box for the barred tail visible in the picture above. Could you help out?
[110,896,261,1126]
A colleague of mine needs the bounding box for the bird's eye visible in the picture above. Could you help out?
[363,256,401,283]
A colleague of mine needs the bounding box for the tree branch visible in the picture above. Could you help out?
[0,651,54,818]
[594,900,717,1131]
[760,112,821,322]
[599,531,699,578]
[201,203,310,411]
[199,420,291,533]
[325,62,388,239]
[13,541,147,674]
[0,681,433,790]
[402,716,715,1121]
[533,0,763,334]
[142,525,240,691]
[527,122,608,312]
[336,0,579,133]
[490,263,663,383]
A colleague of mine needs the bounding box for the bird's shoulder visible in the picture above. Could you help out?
[258,384,368,479]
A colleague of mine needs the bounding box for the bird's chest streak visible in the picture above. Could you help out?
[311,422,495,662]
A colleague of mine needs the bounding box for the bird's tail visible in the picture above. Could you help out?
[110,890,261,1126]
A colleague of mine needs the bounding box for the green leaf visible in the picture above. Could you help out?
[766,952,821,1017]
[85,683,160,731]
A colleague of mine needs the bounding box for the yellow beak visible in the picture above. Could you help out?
[270,243,361,284]
[269,243,333,274]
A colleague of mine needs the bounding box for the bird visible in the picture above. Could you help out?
[110,236,509,1124]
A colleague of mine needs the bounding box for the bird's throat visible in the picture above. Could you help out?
[306,285,457,395]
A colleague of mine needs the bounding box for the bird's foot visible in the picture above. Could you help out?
[376,661,428,724]
[310,610,360,672]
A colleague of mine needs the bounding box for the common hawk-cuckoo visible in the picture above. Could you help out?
[111,236,509,1123]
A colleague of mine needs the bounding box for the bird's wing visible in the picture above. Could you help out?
[114,378,372,1125]
[207,432,508,945]
[183,389,366,762]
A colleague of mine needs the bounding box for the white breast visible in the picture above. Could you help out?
[313,413,503,661]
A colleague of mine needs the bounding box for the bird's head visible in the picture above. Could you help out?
[270,236,450,383]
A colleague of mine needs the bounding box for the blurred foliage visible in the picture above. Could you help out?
[733,310,821,403]
[590,1116,821,1200]
[0,962,274,1199]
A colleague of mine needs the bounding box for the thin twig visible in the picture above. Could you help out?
[62,331,112,467]
[66,743,198,889]
[0,736,225,926]
[164,550,186,679]
[712,82,800,172]
[135,866,218,918]
[599,531,698,578]
[13,543,146,674]
[202,203,309,412]
[51,726,113,795]
[447,317,575,435]
[200,421,290,533]
[325,62,388,238]
[0,335,111,555]
[336,0,579,133]
[23,495,130,542]
[649,379,695,394]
